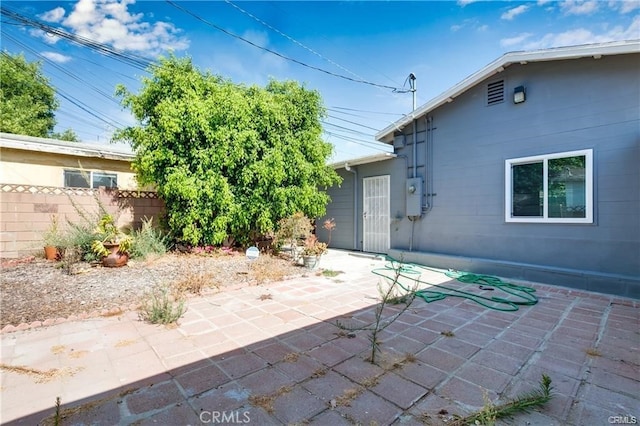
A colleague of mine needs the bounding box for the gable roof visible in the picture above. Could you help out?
[376,39,640,143]
[0,132,135,162]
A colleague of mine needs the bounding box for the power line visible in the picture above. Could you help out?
[2,31,120,106]
[0,50,123,129]
[323,130,391,151]
[0,7,153,71]
[224,0,368,83]
[165,0,403,91]
[329,106,405,116]
[326,114,382,132]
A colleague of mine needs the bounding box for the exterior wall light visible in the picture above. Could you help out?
[514,86,526,104]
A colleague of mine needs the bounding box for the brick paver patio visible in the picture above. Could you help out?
[1,250,638,425]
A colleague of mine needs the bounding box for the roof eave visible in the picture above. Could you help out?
[375,40,640,142]
[329,152,397,169]
[0,132,135,161]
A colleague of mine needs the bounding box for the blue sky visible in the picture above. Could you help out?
[1,0,638,162]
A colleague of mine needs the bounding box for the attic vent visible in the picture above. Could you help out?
[487,80,505,105]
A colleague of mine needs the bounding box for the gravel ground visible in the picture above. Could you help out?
[0,252,304,329]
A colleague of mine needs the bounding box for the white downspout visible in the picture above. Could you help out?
[345,163,358,251]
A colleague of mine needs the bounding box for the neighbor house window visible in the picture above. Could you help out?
[64,170,118,189]
[505,149,592,223]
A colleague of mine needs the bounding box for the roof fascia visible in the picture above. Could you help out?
[0,132,135,161]
[329,152,397,169]
[376,40,640,142]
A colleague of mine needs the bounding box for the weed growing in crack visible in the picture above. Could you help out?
[335,258,418,364]
[322,269,344,278]
[449,374,554,425]
[248,386,292,414]
[585,348,601,357]
[53,396,61,426]
[441,330,455,337]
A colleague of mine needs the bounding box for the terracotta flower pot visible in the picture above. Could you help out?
[44,246,59,261]
[102,243,129,267]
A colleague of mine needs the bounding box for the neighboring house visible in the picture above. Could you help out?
[318,40,639,297]
[0,133,163,257]
[0,132,138,189]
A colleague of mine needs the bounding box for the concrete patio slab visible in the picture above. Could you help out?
[1,249,638,425]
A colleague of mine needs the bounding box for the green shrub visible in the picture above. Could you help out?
[129,217,169,260]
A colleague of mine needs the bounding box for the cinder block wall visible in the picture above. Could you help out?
[0,185,165,258]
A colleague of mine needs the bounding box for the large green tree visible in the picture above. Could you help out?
[115,56,341,245]
[0,51,58,137]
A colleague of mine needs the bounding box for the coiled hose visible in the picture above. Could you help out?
[371,256,538,312]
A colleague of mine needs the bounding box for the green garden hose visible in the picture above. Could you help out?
[371,256,538,312]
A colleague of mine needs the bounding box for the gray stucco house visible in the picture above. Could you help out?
[318,40,639,298]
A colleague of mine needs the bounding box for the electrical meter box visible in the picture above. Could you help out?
[406,178,423,217]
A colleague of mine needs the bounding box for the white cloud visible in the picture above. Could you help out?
[41,51,72,63]
[39,0,189,56]
[451,24,463,32]
[523,15,640,49]
[29,29,61,45]
[609,0,640,14]
[559,0,599,16]
[457,0,480,7]
[501,5,531,20]
[500,33,534,48]
[537,0,553,5]
[39,7,66,23]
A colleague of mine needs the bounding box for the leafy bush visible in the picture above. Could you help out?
[129,217,169,260]
[114,56,341,246]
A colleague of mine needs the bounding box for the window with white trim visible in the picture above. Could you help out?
[64,169,118,189]
[505,149,593,223]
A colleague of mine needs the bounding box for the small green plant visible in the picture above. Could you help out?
[129,217,169,260]
[322,269,343,278]
[451,374,554,425]
[43,215,64,247]
[441,330,455,337]
[91,214,133,257]
[54,396,61,426]
[139,285,186,324]
[64,189,110,261]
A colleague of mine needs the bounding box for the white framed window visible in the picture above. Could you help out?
[64,169,118,189]
[505,149,593,223]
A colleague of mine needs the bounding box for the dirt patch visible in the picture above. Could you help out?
[0,252,304,329]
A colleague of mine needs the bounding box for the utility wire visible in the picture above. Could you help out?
[322,121,375,138]
[0,7,153,71]
[326,114,382,132]
[165,0,402,91]
[1,50,123,129]
[224,0,368,83]
[323,130,390,150]
[2,31,120,105]
[330,105,405,116]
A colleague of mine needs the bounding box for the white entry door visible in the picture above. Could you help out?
[363,175,390,253]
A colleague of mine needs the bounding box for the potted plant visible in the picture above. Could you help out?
[43,214,64,260]
[301,235,327,269]
[91,214,133,267]
[274,212,314,261]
